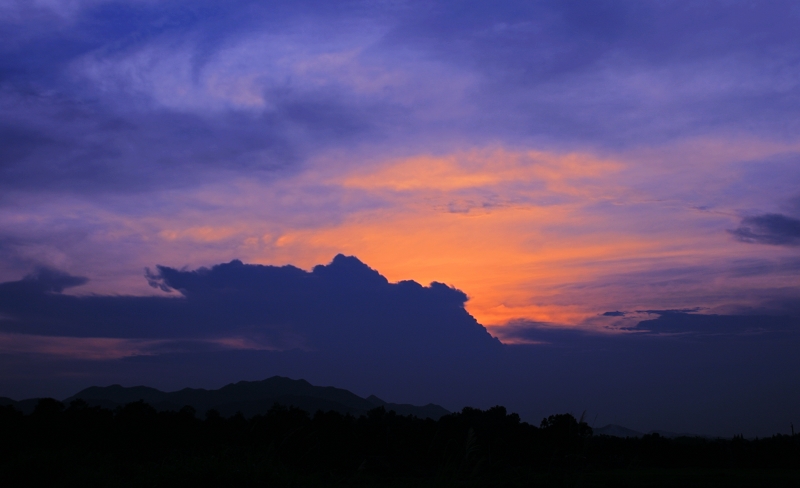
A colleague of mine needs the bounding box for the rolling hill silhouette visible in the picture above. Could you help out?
[61,376,449,419]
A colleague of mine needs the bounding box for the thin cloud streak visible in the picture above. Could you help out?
[0,333,285,360]
[0,333,165,360]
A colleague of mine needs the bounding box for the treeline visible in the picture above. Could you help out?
[1,399,799,487]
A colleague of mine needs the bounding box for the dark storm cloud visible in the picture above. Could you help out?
[730,213,800,246]
[5,255,796,353]
[2,1,800,438]
[1,256,800,437]
[0,254,500,357]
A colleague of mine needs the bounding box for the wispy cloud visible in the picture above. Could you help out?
[0,333,165,360]
[730,213,800,246]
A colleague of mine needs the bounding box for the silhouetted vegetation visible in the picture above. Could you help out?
[1,399,799,487]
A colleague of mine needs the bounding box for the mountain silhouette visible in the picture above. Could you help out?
[62,376,450,419]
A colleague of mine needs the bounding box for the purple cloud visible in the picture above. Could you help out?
[730,213,800,246]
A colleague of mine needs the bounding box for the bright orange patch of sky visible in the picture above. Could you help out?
[245,148,710,326]
[59,142,800,335]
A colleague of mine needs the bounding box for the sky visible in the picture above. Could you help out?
[1,0,800,436]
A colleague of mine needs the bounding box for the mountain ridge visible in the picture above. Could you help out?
[54,376,450,420]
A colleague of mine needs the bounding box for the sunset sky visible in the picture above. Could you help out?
[1,1,799,435]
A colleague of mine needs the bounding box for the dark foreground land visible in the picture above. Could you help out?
[1,399,799,487]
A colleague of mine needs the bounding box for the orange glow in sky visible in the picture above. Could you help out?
[51,142,800,335]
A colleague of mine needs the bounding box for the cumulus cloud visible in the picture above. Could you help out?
[0,256,799,438]
[0,255,500,357]
[2,1,800,437]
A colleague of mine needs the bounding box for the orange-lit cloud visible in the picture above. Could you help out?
[340,148,622,195]
[14,141,800,338]
[255,143,800,328]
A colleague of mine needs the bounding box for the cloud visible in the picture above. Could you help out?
[2,0,800,439]
[4,140,800,328]
[2,1,798,202]
[385,1,800,146]
[0,266,88,296]
[1,256,799,438]
[0,2,415,196]
[490,309,800,344]
[0,332,165,360]
[0,255,500,358]
[0,85,304,194]
[632,310,799,336]
[730,213,800,246]
[19,267,88,293]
